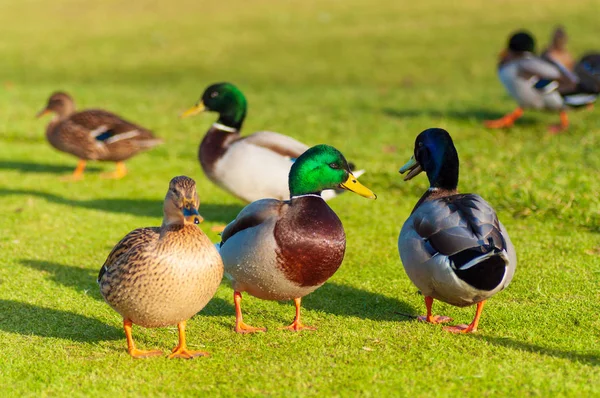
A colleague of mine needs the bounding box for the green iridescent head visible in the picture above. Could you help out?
[181,82,247,129]
[289,145,376,199]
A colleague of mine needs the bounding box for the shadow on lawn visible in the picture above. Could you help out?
[0,299,121,342]
[21,259,236,316]
[0,160,101,174]
[382,107,540,125]
[302,282,416,321]
[2,188,243,223]
[471,335,600,367]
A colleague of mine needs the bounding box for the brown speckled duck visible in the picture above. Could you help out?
[217,145,376,333]
[37,92,162,180]
[98,176,223,359]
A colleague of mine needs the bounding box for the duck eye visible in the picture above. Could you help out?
[329,163,339,169]
[418,142,423,147]
[210,91,218,98]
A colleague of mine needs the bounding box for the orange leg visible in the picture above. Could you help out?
[61,159,86,181]
[280,297,317,332]
[444,300,486,334]
[168,320,209,359]
[101,161,127,179]
[417,296,452,324]
[548,111,569,134]
[123,319,163,359]
[484,107,524,129]
[234,291,266,334]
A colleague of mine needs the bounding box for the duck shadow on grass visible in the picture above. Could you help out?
[382,107,540,125]
[0,160,101,174]
[468,334,600,367]
[2,188,243,223]
[301,282,416,322]
[21,259,236,316]
[0,299,121,342]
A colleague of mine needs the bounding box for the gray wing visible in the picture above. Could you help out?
[220,198,284,244]
[241,131,309,158]
[518,57,562,80]
[411,194,505,255]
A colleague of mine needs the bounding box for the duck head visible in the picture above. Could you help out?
[399,128,459,190]
[36,92,75,120]
[163,176,204,226]
[498,30,536,64]
[289,144,376,199]
[180,82,247,130]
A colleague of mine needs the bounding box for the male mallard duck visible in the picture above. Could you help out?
[98,176,223,358]
[37,92,162,180]
[484,31,597,134]
[217,144,376,333]
[398,128,517,333]
[180,82,364,203]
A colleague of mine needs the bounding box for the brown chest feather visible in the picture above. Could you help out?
[198,127,240,176]
[273,196,346,287]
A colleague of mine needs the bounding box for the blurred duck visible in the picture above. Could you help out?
[484,31,597,134]
[98,176,223,358]
[217,145,376,333]
[37,92,162,180]
[180,83,364,203]
[398,128,516,333]
[542,26,575,72]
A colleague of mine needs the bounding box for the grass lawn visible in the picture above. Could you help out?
[1,0,599,396]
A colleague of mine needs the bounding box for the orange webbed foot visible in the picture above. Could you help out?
[443,324,477,334]
[280,320,317,332]
[101,162,127,179]
[484,118,514,129]
[417,315,453,324]
[168,346,209,359]
[235,321,267,334]
[128,348,164,359]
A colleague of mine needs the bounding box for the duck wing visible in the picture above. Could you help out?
[220,199,284,245]
[240,131,309,159]
[407,194,512,291]
[97,227,160,283]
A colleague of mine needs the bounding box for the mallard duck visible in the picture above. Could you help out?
[484,31,597,134]
[37,92,162,180]
[180,82,364,203]
[398,128,517,333]
[217,144,376,333]
[98,176,223,358]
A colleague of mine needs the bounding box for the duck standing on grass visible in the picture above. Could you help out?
[98,176,223,358]
[217,145,376,333]
[398,128,516,333]
[180,82,364,203]
[484,31,597,134]
[37,92,162,180]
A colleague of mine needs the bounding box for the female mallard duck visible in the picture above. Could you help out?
[37,92,162,180]
[398,128,516,333]
[217,145,376,333]
[484,31,597,134]
[180,82,363,203]
[98,176,223,358]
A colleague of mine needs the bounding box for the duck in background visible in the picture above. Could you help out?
[37,92,162,180]
[484,31,597,134]
[398,128,516,333]
[217,145,376,333]
[180,83,364,203]
[98,176,223,358]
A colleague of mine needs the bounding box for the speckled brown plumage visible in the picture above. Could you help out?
[40,92,162,162]
[98,176,223,329]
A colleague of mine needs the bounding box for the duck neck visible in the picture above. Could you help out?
[217,102,247,131]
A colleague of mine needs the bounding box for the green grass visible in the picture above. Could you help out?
[1,0,599,396]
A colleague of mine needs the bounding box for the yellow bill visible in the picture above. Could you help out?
[180,101,206,118]
[340,173,377,199]
[399,155,423,181]
[36,108,51,118]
